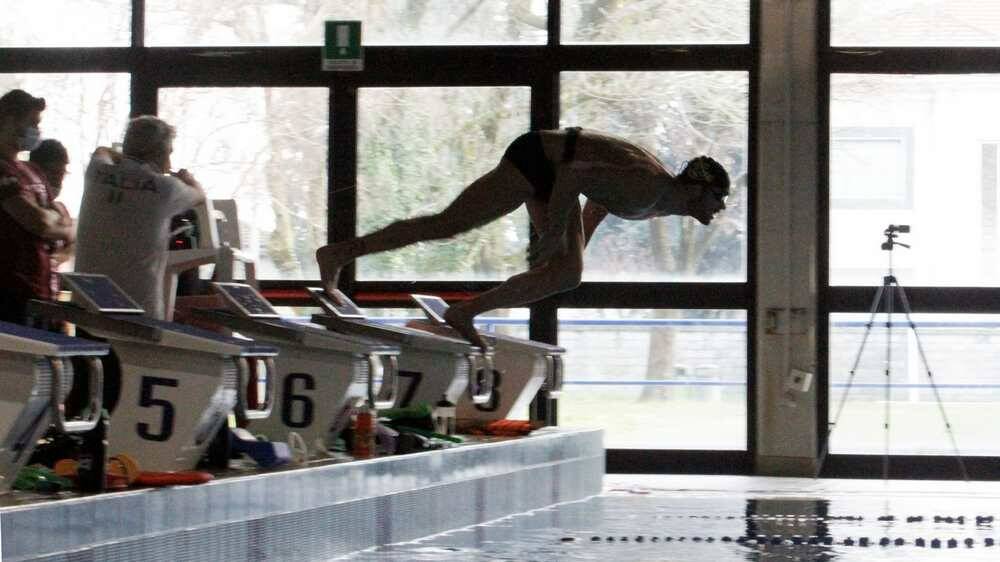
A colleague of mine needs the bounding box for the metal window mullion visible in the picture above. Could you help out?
[331,82,358,293]
[528,0,561,426]
[132,0,145,48]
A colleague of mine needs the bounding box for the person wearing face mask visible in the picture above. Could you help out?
[0,89,76,324]
[74,115,205,320]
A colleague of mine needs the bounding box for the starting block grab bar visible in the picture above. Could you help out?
[49,356,103,434]
[469,354,495,405]
[237,356,277,420]
[545,355,564,399]
[370,355,398,410]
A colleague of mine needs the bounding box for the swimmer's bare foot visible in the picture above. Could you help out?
[316,242,357,297]
[443,304,489,352]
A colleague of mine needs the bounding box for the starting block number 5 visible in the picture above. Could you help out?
[137,376,178,442]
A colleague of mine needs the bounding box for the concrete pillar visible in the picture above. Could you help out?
[755,0,820,475]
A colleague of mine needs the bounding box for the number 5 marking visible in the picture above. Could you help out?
[137,376,178,442]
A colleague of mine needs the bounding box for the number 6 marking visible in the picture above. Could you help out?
[281,373,315,428]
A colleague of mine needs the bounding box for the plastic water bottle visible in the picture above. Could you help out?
[352,402,376,459]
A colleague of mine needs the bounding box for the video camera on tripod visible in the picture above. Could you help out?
[880,224,910,251]
[817,223,969,481]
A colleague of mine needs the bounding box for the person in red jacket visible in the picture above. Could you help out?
[0,89,75,323]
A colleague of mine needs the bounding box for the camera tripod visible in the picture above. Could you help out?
[816,225,968,481]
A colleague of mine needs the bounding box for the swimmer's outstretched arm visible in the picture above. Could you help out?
[581,199,608,246]
[528,169,585,263]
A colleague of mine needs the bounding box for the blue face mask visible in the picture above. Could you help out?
[17,127,41,152]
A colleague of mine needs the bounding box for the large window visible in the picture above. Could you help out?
[1,1,130,47]
[356,87,531,281]
[824,1,1000,477]
[829,313,1000,456]
[159,87,329,280]
[562,0,750,45]
[832,0,1000,47]
[146,0,547,46]
[830,127,913,209]
[558,309,748,450]
[830,75,1000,287]
[561,71,749,282]
[0,74,131,216]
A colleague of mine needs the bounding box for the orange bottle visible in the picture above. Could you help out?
[352,403,376,459]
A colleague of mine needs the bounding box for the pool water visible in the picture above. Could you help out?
[344,475,1000,561]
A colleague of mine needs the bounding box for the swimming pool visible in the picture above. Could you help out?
[346,475,1000,561]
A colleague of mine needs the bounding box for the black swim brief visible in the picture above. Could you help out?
[503,127,582,203]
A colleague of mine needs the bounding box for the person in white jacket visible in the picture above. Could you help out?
[74,115,205,319]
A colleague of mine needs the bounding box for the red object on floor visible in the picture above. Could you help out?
[465,419,536,437]
[134,470,214,486]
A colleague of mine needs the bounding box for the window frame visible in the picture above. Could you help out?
[819,2,1000,479]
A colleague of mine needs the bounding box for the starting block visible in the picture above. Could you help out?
[164,199,221,321]
[308,289,493,409]
[164,199,258,321]
[193,282,400,457]
[0,321,108,492]
[27,273,278,472]
[409,294,564,421]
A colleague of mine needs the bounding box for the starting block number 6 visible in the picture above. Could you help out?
[281,373,315,428]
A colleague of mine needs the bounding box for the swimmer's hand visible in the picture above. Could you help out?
[170,168,201,189]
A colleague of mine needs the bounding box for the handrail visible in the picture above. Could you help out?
[50,357,103,433]
[325,316,1000,330]
[237,357,275,420]
[564,380,1000,389]
[467,353,494,405]
[371,354,398,409]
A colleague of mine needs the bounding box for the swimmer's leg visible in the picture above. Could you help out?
[316,161,530,294]
[444,200,585,351]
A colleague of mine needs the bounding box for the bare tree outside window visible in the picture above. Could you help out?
[561,71,748,283]
[0,1,130,47]
[159,88,329,280]
[0,74,131,218]
[356,87,531,281]
[562,0,749,45]
[556,70,748,437]
[146,0,547,46]
[833,0,1000,47]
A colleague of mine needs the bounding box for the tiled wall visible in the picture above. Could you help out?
[3,429,603,562]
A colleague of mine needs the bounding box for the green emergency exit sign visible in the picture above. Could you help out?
[323,21,363,71]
